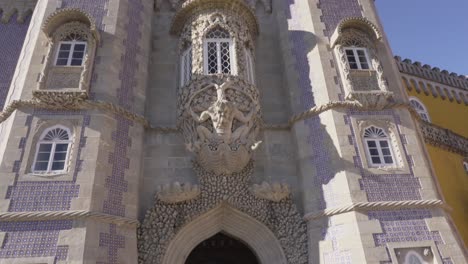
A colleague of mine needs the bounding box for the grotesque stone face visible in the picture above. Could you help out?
[179,76,261,174]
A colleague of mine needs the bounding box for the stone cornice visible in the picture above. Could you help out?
[1,96,466,156]
[0,0,36,23]
[395,56,468,91]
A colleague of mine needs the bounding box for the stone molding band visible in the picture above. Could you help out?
[0,210,139,227]
[1,98,467,155]
[304,199,449,221]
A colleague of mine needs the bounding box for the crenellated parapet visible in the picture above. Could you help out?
[395,56,468,90]
[0,0,36,23]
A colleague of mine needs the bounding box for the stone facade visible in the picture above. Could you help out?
[0,0,466,264]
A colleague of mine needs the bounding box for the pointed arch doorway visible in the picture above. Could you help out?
[162,204,288,264]
[185,232,259,264]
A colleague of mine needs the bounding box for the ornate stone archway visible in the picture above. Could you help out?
[163,204,287,264]
[137,163,308,264]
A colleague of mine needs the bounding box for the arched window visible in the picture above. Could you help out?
[33,126,72,174]
[180,46,192,87]
[409,97,430,122]
[55,32,87,66]
[204,27,235,75]
[404,251,427,264]
[363,126,395,166]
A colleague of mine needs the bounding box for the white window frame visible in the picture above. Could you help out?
[463,161,468,174]
[180,46,192,87]
[244,48,255,84]
[363,126,396,167]
[203,37,236,75]
[409,97,431,122]
[344,47,372,70]
[55,40,87,67]
[32,126,72,174]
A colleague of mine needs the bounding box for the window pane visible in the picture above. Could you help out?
[381,148,391,155]
[220,42,231,74]
[74,44,86,51]
[37,152,51,161]
[367,141,377,148]
[51,162,65,171]
[371,157,381,164]
[383,156,393,164]
[360,62,370,70]
[59,44,71,51]
[369,149,379,155]
[379,141,389,147]
[39,144,52,152]
[345,50,354,56]
[58,51,70,59]
[56,59,68,66]
[34,162,49,171]
[356,50,365,56]
[53,152,67,161]
[55,144,69,152]
[207,42,218,74]
[71,59,83,66]
[72,51,84,59]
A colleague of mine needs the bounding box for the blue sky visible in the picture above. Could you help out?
[375,0,468,75]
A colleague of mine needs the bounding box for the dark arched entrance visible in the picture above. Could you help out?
[185,233,260,264]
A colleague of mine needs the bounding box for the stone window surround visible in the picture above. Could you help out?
[178,11,254,85]
[387,241,443,264]
[38,8,99,93]
[409,96,431,122]
[331,18,389,96]
[363,126,396,167]
[31,125,72,175]
[19,116,84,182]
[352,116,410,175]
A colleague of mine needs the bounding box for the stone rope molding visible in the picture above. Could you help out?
[1,97,466,155]
[0,210,139,227]
[304,199,449,221]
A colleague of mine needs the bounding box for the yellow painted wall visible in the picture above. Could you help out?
[426,145,468,247]
[406,87,468,138]
[403,79,468,247]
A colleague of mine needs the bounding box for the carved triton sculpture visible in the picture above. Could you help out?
[179,76,261,175]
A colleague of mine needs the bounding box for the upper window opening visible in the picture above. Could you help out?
[409,97,430,122]
[180,46,192,87]
[55,34,87,67]
[345,47,370,70]
[403,251,427,264]
[204,27,235,75]
[33,126,72,174]
[363,126,395,166]
[245,48,255,84]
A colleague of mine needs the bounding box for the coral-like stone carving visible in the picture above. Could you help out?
[179,75,261,174]
[251,182,290,202]
[346,91,394,109]
[156,182,200,204]
[138,162,308,264]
